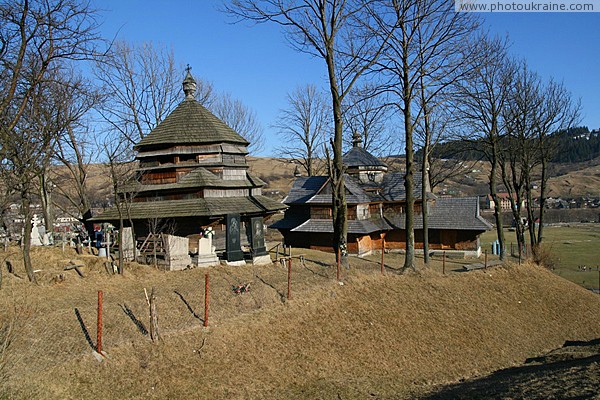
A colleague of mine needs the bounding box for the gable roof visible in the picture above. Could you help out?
[135,98,249,150]
[283,176,329,204]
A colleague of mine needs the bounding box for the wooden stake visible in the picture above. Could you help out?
[443,251,446,275]
[149,287,160,342]
[380,238,385,275]
[97,290,103,354]
[337,247,341,282]
[287,258,292,300]
[484,250,488,269]
[204,273,209,327]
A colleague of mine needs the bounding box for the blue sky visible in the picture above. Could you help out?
[93,0,600,156]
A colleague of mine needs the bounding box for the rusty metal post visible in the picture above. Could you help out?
[287,258,292,300]
[443,251,446,275]
[381,238,385,275]
[337,247,341,281]
[484,250,488,269]
[204,273,209,328]
[97,290,103,354]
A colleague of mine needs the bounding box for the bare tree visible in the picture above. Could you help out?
[100,130,137,274]
[499,62,540,257]
[374,0,479,270]
[0,0,101,281]
[95,42,262,155]
[273,84,329,176]
[502,63,580,259]
[36,70,100,241]
[343,83,394,156]
[1,71,67,282]
[454,35,515,261]
[210,92,265,154]
[94,41,214,145]
[532,80,579,251]
[226,0,395,267]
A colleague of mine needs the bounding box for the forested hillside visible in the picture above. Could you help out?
[431,126,600,163]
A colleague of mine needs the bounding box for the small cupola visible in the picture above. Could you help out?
[182,65,197,99]
[343,131,388,184]
[352,130,363,148]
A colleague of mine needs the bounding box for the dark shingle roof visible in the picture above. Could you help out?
[385,197,492,231]
[119,168,264,194]
[135,99,249,150]
[283,176,328,204]
[269,213,309,230]
[343,147,387,168]
[285,175,374,205]
[380,172,434,201]
[291,218,387,234]
[90,196,286,222]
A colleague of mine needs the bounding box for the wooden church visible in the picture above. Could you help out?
[271,133,492,257]
[93,70,285,257]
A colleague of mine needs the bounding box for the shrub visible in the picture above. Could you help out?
[533,244,559,269]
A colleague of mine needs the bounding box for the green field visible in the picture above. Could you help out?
[480,223,600,291]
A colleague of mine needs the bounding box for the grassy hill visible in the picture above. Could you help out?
[1,246,599,399]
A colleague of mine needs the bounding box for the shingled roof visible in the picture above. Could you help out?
[283,176,328,204]
[384,197,492,231]
[290,218,391,234]
[134,98,249,150]
[90,195,285,222]
[119,168,265,194]
[343,146,387,169]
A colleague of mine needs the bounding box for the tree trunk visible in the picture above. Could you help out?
[422,156,430,264]
[402,58,415,272]
[489,147,506,260]
[536,156,548,246]
[500,157,526,257]
[325,46,348,269]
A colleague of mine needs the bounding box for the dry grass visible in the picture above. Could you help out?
[0,245,599,399]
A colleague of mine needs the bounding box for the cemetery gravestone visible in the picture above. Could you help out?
[226,213,245,265]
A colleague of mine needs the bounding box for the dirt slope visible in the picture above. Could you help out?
[1,247,599,399]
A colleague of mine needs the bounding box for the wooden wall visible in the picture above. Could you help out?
[280,228,481,254]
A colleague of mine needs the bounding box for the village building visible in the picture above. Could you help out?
[271,133,492,257]
[92,70,285,266]
[484,193,526,212]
